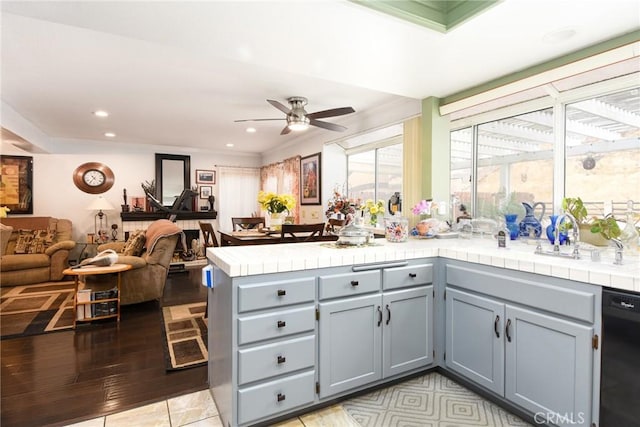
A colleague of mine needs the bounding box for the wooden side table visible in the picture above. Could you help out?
[63,263,132,328]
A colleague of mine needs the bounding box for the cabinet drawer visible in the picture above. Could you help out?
[383,263,433,290]
[238,370,315,425]
[238,277,315,313]
[238,306,315,345]
[319,270,381,300]
[238,335,315,385]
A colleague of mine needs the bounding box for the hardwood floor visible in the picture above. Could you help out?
[1,270,208,427]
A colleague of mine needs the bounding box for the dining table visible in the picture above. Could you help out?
[219,230,338,246]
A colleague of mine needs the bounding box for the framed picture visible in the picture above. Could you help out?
[300,152,321,205]
[0,155,33,214]
[130,196,146,212]
[199,185,212,199]
[196,169,215,184]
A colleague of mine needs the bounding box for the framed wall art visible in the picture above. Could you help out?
[0,155,33,214]
[199,186,212,199]
[196,169,215,184]
[300,152,321,205]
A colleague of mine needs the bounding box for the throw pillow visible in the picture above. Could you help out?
[0,224,13,255]
[122,230,146,256]
[14,229,56,254]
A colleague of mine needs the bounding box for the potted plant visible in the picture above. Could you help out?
[562,197,621,246]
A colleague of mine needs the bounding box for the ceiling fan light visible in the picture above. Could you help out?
[288,122,309,131]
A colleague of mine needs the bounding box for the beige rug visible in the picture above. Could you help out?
[161,302,208,371]
[0,281,76,339]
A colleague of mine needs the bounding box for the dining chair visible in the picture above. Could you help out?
[232,217,266,231]
[199,221,219,248]
[281,223,326,242]
[326,218,347,234]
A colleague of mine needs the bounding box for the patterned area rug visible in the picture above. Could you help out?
[0,281,76,339]
[161,302,208,371]
[342,372,532,427]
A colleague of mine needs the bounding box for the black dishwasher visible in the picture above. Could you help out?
[600,288,640,427]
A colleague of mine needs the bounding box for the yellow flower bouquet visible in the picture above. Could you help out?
[257,191,296,214]
[363,199,385,226]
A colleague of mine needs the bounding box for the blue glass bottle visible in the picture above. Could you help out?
[546,215,568,244]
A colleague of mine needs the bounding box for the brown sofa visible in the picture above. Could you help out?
[87,219,181,305]
[0,217,76,287]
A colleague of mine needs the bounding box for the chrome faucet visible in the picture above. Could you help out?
[611,238,624,265]
[554,212,581,259]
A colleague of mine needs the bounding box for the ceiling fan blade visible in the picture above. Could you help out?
[267,99,291,114]
[309,119,347,132]
[280,125,292,135]
[307,106,355,119]
[234,118,285,123]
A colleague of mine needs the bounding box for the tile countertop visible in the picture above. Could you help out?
[206,237,640,293]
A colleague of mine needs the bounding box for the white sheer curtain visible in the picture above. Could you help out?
[218,166,261,231]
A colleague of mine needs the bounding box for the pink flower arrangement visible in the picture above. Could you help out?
[411,200,437,216]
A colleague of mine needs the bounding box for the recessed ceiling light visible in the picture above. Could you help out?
[226,143,234,148]
[93,110,109,117]
[104,132,116,138]
[542,28,576,44]
[246,127,256,133]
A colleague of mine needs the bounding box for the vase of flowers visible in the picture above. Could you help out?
[258,191,296,231]
[411,199,438,236]
[326,190,360,225]
[363,199,385,227]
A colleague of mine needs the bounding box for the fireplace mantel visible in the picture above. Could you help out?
[120,211,217,221]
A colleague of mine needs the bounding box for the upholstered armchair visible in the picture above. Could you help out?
[87,219,181,305]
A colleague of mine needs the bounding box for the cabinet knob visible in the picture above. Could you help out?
[277,320,286,328]
[409,273,417,278]
[350,280,359,286]
[277,355,286,364]
[277,393,286,402]
[277,289,286,296]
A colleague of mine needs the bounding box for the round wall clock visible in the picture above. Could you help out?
[73,162,115,194]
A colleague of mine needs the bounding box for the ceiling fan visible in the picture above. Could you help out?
[235,97,355,135]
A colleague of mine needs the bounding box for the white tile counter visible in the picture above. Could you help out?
[207,237,640,292]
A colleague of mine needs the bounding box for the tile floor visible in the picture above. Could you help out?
[63,388,357,427]
[64,373,530,427]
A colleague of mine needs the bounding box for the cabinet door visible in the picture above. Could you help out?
[382,286,433,378]
[446,288,505,395]
[318,294,382,398]
[504,305,592,427]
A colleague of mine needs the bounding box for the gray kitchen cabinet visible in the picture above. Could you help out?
[318,261,434,399]
[446,288,504,395]
[504,304,592,425]
[383,286,433,378]
[445,262,597,427]
[318,293,382,398]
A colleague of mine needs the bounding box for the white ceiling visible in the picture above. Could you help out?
[1,0,639,156]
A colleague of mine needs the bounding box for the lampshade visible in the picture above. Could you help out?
[87,196,115,211]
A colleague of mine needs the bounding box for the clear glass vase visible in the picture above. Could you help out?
[269,212,284,231]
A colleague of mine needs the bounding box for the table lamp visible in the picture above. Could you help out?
[87,196,115,243]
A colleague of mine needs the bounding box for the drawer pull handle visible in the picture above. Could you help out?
[494,315,500,338]
[377,306,382,327]
[277,320,286,328]
[277,289,286,296]
[386,304,391,325]
[277,355,286,364]
[350,280,359,286]
[409,273,417,278]
[277,393,286,402]
[506,318,512,342]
